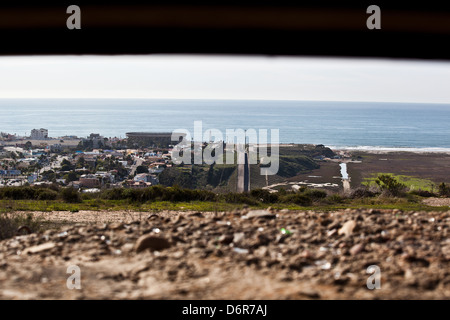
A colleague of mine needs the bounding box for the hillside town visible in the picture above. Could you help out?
[0,129,174,191]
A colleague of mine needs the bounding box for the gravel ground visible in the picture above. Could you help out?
[423,197,450,207]
[0,208,449,299]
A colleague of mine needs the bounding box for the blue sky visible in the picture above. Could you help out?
[0,55,449,103]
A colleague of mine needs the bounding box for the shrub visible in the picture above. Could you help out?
[0,187,36,200]
[349,187,377,199]
[102,188,125,200]
[375,175,406,196]
[101,186,217,203]
[61,187,81,203]
[327,193,344,204]
[303,189,327,199]
[409,189,436,197]
[280,193,312,206]
[250,189,279,203]
[222,192,260,205]
[438,183,450,196]
[36,189,58,200]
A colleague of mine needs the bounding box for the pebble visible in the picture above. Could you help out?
[22,242,56,255]
[245,210,276,219]
[0,208,448,299]
[135,235,171,253]
[349,244,364,256]
[338,220,357,237]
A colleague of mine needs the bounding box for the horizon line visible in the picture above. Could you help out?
[0,97,449,105]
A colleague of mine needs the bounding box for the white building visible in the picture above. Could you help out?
[31,128,48,140]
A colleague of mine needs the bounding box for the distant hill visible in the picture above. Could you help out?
[159,144,335,191]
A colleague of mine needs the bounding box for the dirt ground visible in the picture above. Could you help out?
[347,152,450,188]
[0,208,449,299]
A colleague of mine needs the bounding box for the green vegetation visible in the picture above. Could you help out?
[159,164,237,190]
[438,182,450,196]
[363,173,435,192]
[276,155,319,177]
[374,174,407,196]
[0,175,449,214]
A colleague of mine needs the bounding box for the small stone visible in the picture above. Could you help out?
[327,229,337,237]
[135,235,171,253]
[188,212,204,218]
[298,288,321,299]
[246,210,276,219]
[121,243,135,252]
[109,222,124,230]
[233,247,249,254]
[218,234,233,245]
[338,220,356,237]
[300,250,312,258]
[349,243,364,256]
[22,242,56,255]
[233,232,245,244]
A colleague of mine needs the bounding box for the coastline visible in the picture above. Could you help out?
[328,146,450,154]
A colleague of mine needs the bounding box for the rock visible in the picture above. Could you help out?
[327,229,337,237]
[300,250,312,258]
[109,222,124,230]
[245,210,276,219]
[338,220,356,237]
[233,232,245,244]
[349,243,364,255]
[188,212,204,218]
[121,243,135,252]
[233,247,249,254]
[22,242,56,255]
[297,288,321,299]
[218,234,233,245]
[135,235,171,253]
[257,234,271,246]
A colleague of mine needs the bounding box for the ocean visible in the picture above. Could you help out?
[1,99,450,150]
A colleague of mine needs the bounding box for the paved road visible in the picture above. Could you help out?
[130,158,144,176]
[237,149,250,193]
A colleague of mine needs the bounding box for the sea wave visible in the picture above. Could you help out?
[327,146,450,153]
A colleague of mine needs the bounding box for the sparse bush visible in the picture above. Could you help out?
[0,213,42,240]
[61,187,81,203]
[349,186,377,199]
[222,192,260,205]
[375,175,407,197]
[409,189,436,197]
[0,187,36,200]
[438,183,450,196]
[250,189,279,203]
[303,189,327,200]
[280,193,312,206]
[102,188,125,200]
[101,185,217,203]
[327,193,345,204]
[36,189,58,200]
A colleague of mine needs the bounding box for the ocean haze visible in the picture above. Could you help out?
[1,99,450,149]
